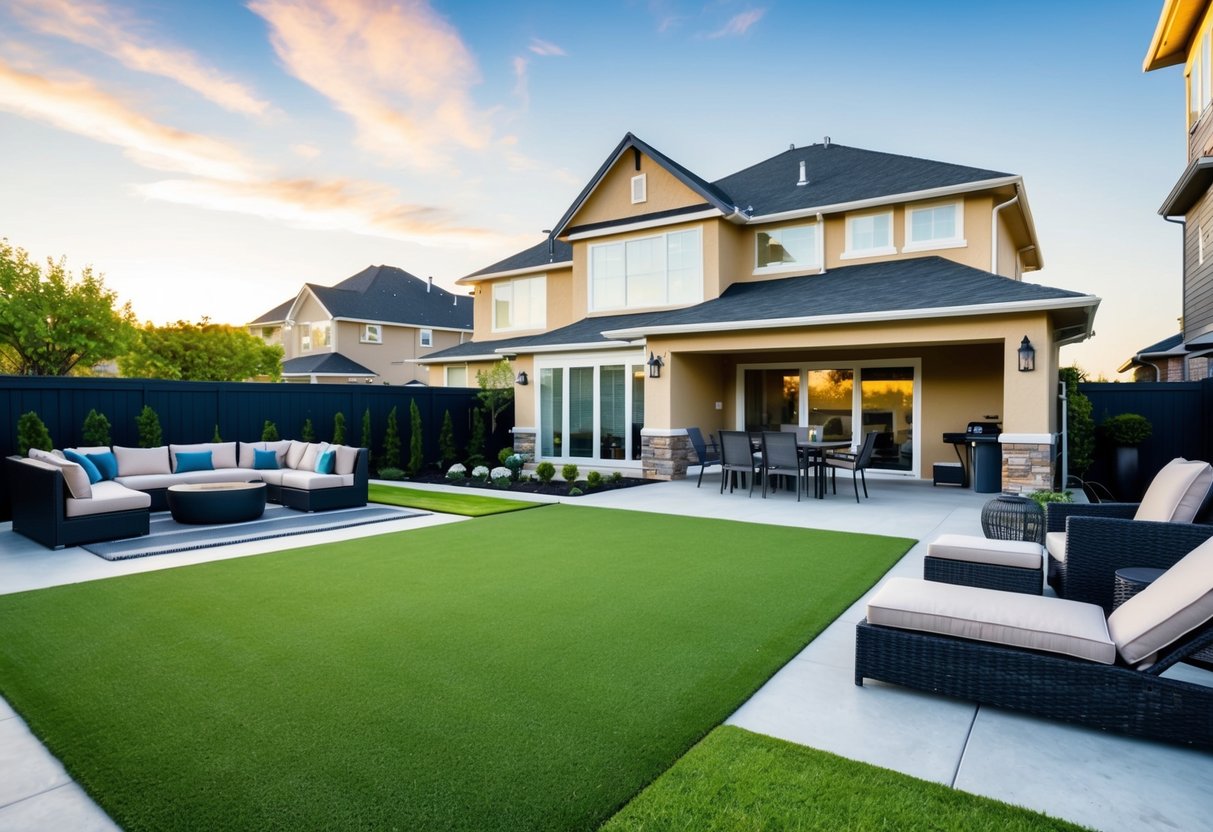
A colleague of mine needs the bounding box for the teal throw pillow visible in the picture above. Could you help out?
[64,450,103,484]
[175,451,213,473]
[253,449,280,470]
[85,450,118,481]
[314,449,335,474]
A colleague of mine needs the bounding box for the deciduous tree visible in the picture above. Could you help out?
[120,319,281,381]
[477,359,515,434]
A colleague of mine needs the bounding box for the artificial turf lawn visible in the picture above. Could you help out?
[0,505,912,831]
[602,726,1090,832]
[368,482,538,516]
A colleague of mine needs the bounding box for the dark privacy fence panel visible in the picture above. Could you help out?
[1,376,511,519]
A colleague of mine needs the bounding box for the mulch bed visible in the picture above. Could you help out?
[398,471,657,497]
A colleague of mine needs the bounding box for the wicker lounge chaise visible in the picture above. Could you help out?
[855,534,1213,749]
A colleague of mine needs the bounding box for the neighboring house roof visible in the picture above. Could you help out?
[1117,332,1187,374]
[250,265,473,330]
[422,257,1098,362]
[281,352,376,377]
[464,238,574,281]
[249,297,295,326]
[1144,0,1206,71]
[1159,156,1213,216]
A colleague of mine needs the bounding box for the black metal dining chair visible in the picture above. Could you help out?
[719,430,759,495]
[761,431,804,501]
[826,431,880,503]
[686,427,720,488]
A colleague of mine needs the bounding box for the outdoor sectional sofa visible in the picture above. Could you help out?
[6,440,369,549]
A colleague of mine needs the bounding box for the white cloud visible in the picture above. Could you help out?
[291,143,322,159]
[512,56,529,108]
[706,8,766,39]
[528,38,566,57]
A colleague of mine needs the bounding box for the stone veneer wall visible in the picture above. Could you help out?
[641,432,693,480]
[511,429,536,458]
[1001,442,1054,494]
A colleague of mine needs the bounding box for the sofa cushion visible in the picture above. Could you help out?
[280,471,344,491]
[285,440,308,470]
[299,442,327,472]
[65,480,151,518]
[63,450,103,484]
[927,534,1043,570]
[866,576,1115,664]
[115,468,263,491]
[334,445,359,476]
[84,450,118,481]
[238,440,291,468]
[174,451,214,473]
[255,469,287,486]
[29,449,92,499]
[171,442,237,471]
[114,446,171,477]
[1135,458,1213,523]
[253,449,280,470]
[1107,536,1213,666]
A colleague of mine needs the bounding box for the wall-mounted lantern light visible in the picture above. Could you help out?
[647,352,664,379]
[1017,336,1036,372]
[515,370,529,386]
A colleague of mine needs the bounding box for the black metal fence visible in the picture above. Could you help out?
[1078,379,1213,500]
[1,376,511,519]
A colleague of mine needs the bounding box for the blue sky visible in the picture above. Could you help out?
[0,0,1182,377]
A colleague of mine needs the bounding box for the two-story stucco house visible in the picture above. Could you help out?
[1126,0,1213,381]
[249,265,473,385]
[420,133,1100,491]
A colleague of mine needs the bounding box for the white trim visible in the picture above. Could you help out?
[419,328,434,348]
[284,286,332,331]
[588,226,704,312]
[745,176,1022,224]
[456,260,572,285]
[360,323,382,344]
[631,173,647,204]
[999,433,1056,445]
[841,209,895,260]
[904,198,965,251]
[600,295,1100,340]
[567,209,720,241]
[754,221,821,272]
[333,317,471,334]
[640,428,688,437]
[532,352,648,466]
[491,274,547,333]
[510,426,537,434]
[901,239,967,254]
[523,340,638,354]
[444,364,469,386]
[752,263,824,277]
[415,353,505,364]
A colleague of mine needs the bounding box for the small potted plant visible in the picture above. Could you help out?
[1102,413,1152,500]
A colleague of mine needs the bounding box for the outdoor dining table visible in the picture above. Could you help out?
[798,440,853,499]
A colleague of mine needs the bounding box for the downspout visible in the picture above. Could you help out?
[816,212,826,274]
[991,193,1019,274]
[1059,379,1068,490]
[1163,214,1187,381]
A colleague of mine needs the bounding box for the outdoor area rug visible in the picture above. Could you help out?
[81,504,423,560]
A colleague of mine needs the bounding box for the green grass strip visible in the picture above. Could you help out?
[369,482,538,516]
[0,505,912,831]
[602,726,1090,832]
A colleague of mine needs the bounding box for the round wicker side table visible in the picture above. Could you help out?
[1112,567,1166,609]
[980,495,1045,545]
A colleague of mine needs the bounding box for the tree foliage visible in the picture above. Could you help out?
[1060,366,1094,480]
[332,412,346,445]
[301,418,315,442]
[17,411,53,455]
[261,420,279,442]
[477,359,516,434]
[136,405,162,448]
[438,410,458,468]
[467,407,487,467]
[0,239,135,375]
[360,409,372,452]
[82,409,112,446]
[119,319,281,381]
[408,400,424,475]
[383,406,402,471]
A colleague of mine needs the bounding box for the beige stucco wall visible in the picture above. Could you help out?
[469,266,574,342]
[572,151,707,229]
[288,294,331,358]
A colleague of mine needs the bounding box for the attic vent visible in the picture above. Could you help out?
[631,173,647,204]
[797,160,808,187]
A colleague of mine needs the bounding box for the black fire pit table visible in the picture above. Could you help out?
[167,481,267,524]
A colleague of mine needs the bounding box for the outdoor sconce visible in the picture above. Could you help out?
[647,352,664,379]
[515,370,528,386]
[1017,336,1036,372]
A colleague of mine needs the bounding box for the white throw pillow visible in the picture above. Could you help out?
[334,445,359,476]
[29,449,92,499]
[299,442,328,472]
[285,440,308,470]
[112,446,171,477]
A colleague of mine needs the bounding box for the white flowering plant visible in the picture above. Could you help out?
[471,465,490,481]
[490,466,513,488]
[446,463,467,481]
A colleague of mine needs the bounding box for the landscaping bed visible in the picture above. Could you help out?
[402,469,656,497]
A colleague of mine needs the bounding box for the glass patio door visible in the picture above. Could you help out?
[860,367,914,472]
[806,369,853,440]
[537,359,645,463]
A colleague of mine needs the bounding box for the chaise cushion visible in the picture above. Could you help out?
[29,449,92,499]
[867,576,1115,664]
[113,446,171,477]
[65,480,151,518]
[927,534,1043,569]
[1107,536,1213,666]
[171,442,237,471]
[1134,458,1213,523]
[1045,531,1067,564]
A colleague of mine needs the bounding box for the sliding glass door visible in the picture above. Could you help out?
[537,357,645,464]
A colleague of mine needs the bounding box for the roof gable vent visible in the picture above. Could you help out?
[797,160,808,187]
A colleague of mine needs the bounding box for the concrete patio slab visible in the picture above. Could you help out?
[0,715,73,809]
[0,783,121,832]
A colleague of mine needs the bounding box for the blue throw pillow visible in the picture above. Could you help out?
[314,449,335,474]
[175,450,213,473]
[85,450,118,481]
[64,450,103,484]
[254,448,280,470]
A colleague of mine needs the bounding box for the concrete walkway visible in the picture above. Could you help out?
[1,475,1211,831]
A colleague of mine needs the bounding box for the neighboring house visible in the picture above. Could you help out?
[249,265,473,385]
[1135,0,1213,381]
[420,133,1100,492]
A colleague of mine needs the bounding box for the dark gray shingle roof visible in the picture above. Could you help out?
[281,352,376,376]
[249,297,295,325]
[466,238,573,279]
[309,266,472,329]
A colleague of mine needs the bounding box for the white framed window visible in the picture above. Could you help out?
[492,274,547,332]
[589,227,702,312]
[361,324,382,344]
[446,365,468,387]
[300,327,311,352]
[755,223,820,272]
[1190,24,1213,127]
[842,211,895,259]
[903,200,965,252]
[631,174,647,204]
[419,328,433,347]
[311,322,331,348]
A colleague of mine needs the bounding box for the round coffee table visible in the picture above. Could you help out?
[167,482,267,525]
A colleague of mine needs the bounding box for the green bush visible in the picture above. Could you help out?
[586,470,603,489]
[332,412,346,445]
[377,466,405,481]
[568,487,583,496]
[1060,366,1093,479]
[360,408,372,451]
[438,410,458,468]
[535,461,556,483]
[1028,490,1072,507]
[383,406,402,471]
[17,411,53,455]
[466,408,487,468]
[261,420,279,441]
[1103,413,1152,446]
[301,418,315,442]
[608,471,623,484]
[136,405,162,448]
[82,409,112,446]
[498,447,514,465]
[407,401,422,475]
[562,463,579,483]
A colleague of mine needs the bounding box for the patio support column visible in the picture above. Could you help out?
[1000,433,1056,494]
[1000,324,1056,493]
[511,427,536,459]
[640,428,692,480]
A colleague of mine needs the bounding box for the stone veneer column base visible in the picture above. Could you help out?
[641,430,692,480]
[1000,436,1056,495]
[511,429,536,458]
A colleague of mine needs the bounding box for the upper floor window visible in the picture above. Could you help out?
[1192,26,1213,127]
[631,174,647,204]
[589,228,702,312]
[756,224,819,271]
[903,200,965,252]
[361,324,382,344]
[842,210,895,259]
[300,327,311,352]
[419,329,433,348]
[311,322,331,349]
[493,274,547,332]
